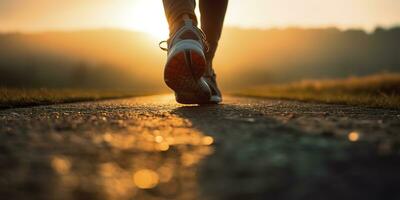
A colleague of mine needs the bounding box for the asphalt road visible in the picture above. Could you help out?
[1,95,400,200]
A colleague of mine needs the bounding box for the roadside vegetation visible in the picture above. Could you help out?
[0,88,145,109]
[236,73,400,109]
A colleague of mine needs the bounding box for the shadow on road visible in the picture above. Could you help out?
[172,103,400,200]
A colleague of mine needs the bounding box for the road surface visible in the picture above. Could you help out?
[1,95,400,200]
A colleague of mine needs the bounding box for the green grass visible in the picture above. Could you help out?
[235,73,400,109]
[0,88,147,109]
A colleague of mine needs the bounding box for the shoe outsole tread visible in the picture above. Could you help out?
[164,49,217,104]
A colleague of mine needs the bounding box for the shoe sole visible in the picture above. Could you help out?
[164,46,212,104]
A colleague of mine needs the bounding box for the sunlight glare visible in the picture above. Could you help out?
[128,0,169,40]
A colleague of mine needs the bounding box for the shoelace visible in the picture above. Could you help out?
[159,27,209,52]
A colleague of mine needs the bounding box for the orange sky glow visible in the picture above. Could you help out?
[1,0,400,39]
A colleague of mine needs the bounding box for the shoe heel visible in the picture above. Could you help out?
[164,40,209,104]
[164,48,206,90]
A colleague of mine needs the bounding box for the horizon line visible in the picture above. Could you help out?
[1,24,399,35]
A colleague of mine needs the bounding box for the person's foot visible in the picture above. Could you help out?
[202,67,222,103]
[161,16,222,104]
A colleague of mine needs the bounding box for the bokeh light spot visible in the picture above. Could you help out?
[133,169,159,189]
[348,131,360,142]
[158,142,170,151]
[202,136,214,145]
[155,135,164,143]
[51,156,71,175]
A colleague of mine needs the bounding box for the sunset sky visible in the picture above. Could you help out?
[1,0,400,38]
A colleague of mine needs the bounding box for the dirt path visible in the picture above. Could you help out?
[1,95,399,200]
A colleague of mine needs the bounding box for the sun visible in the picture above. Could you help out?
[126,1,170,40]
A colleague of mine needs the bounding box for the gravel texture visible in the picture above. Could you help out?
[1,95,400,200]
